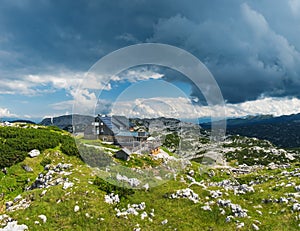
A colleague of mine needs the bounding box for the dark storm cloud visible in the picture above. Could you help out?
[148,2,300,103]
[1,0,300,103]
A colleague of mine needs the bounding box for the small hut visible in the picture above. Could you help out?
[115,148,132,161]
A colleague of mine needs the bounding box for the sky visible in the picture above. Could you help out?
[1,0,300,121]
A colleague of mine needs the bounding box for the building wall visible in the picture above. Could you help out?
[115,151,130,161]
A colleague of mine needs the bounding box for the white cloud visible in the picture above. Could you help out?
[110,96,300,119]
[51,88,98,115]
[0,107,17,118]
[241,3,269,36]
[49,67,164,115]
[111,97,222,119]
[241,3,300,71]
[24,72,84,91]
[227,97,300,117]
[18,67,164,96]
[147,4,300,102]
[0,71,85,95]
[110,67,164,82]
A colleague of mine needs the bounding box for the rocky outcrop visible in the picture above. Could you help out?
[169,188,199,203]
[0,221,28,231]
[104,193,120,204]
[26,163,73,190]
[116,173,140,188]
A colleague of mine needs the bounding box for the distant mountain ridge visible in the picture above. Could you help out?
[201,113,300,148]
[40,113,300,148]
[39,114,94,132]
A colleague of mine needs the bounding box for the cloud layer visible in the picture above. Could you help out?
[111,96,300,119]
[0,107,17,118]
[149,3,300,103]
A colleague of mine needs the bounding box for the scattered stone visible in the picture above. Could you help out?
[22,165,33,172]
[234,184,255,195]
[225,216,233,223]
[28,149,40,158]
[170,188,199,203]
[201,205,212,211]
[217,199,248,217]
[236,222,244,229]
[293,203,300,211]
[5,198,31,212]
[180,176,186,183]
[252,223,259,230]
[40,190,47,197]
[256,210,262,215]
[5,201,13,209]
[74,205,80,213]
[134,224,141,231]
[0,221,28,231]
[26,163,73,190]
[219,208,226,215]
[208,170,215,177]
[38,215,47,223]
[149,209,155,217]
[115,202,146,218]
[1,167,7,175]
[279,197,288,204]
[116,173,140,187]
[188,169,195,176]
[210,190,222,198]
[63,182,74,190]
[13,195,22,203]
[161,219,168,225]
[141,211,148,220]
[253,220,261,225]
[0,214,12,227]
[209,180,255,195]
[143,183,149,191]
[104,193,120,204]
[44,164,51,171]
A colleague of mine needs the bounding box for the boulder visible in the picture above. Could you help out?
[38,215,47,223]
[104,193,120,204]
[62,182,74,190]
[0,221,28,231]
[22,165,33,172]
[252,223,259,230]
[28,149,40,158]
[13,195,22,203]
[74,205,80,212]
[5,201,13,209]
[170,188,199,203]
[161,219,168,225]
[141,211,148,220]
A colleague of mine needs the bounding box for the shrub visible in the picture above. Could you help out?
[93,176,135,198]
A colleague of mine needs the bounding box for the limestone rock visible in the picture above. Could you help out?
[28,149,40,158]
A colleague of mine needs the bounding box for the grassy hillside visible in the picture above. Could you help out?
[1,126,300,230]
[0,125,79,168]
